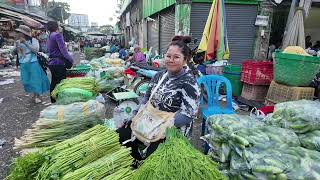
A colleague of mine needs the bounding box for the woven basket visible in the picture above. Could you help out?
[266,80,315,104]
[274,51,320,86]
[241,83,269,101]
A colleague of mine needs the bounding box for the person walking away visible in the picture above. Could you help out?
[119,45,127,59]
[133,45,146,65]
[46,21,74,103]
[117,36,200,164]
[15,25,50,103]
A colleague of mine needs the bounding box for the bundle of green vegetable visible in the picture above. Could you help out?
[266,100,320,133]
[36,125,126,179]
[94,67,125,92]
[84,48,106,60]
[299,130,320,151]
[62,148,133,179]
[51,77,99,100]
[40,100,105,121]
[55,88,95,105]
[132,128,226,180]
[14,117,103,149]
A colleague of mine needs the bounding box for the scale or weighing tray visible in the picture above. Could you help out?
[107,87,140,125]
[113,91,139,101]
[106,87,139,102]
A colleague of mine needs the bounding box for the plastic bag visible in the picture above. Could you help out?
[266,100,320,133]
[205,114,301,164]
[56,88,94,105]
[248,147,320,179]
[97,77,124,92]
[51,77,100,99]
[299,130,320,151]
[206,114,264,135]
[96,93,106,104]
[40,100,106,121]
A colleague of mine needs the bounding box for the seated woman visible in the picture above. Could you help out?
[133,45,146,65]
[117,36,200,162]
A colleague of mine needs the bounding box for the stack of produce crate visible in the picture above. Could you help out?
[240,60,273,102]
[266,49,320,104]
[223,65,242,97]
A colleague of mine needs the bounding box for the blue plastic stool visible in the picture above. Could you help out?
[197,75,234,154]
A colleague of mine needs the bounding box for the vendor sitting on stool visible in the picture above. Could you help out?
[117,36,200,165]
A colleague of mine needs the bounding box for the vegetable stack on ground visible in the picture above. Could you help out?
[51,77,100,102]
[14,100,105,149]
[205,110,320,179]
[132,128,226,180]
[36,125,132,180]
[8,125,133,180]
[266,100,320,151]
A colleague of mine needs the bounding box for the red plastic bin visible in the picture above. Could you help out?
[241,60,273,85]
[66,73,86,78]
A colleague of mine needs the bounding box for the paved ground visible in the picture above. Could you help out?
[0,72,51,179]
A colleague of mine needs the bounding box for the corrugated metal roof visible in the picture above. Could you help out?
[143,0,175,18]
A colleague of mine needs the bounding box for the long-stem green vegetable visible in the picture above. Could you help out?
[62,148,133,180]
[132,128,226,180]
[36,125,120,180]
[14,118,102,149]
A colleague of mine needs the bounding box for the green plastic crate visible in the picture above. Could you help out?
[67,65,91,75]
[274,51,320,86]
[223,65,243,96]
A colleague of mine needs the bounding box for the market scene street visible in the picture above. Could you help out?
[1,0,320,179]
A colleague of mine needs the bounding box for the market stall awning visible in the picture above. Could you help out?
[63,26,81,34]
[0,4,51,25]
[197,0,229,61]
[86,32,107,36]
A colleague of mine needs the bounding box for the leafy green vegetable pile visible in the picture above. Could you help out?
[6,152,45,180]
[132,128,226,180]
[84,48,106,60]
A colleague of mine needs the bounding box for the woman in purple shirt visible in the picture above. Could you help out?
[133,46,146,65]
[46,21,74,103]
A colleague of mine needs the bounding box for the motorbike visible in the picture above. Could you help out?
[124,61,163,96]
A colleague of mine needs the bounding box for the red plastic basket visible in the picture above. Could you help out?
[241,60,273,85]
[66,73,86,78]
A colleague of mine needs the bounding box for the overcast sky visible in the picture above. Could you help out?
[55,0,119,26]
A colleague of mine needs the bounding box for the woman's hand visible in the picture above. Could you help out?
[19,37,26,43]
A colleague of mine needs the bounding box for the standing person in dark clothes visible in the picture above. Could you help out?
[306,35,313,49]
[46,21,74,103]
[117,36,200,164]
